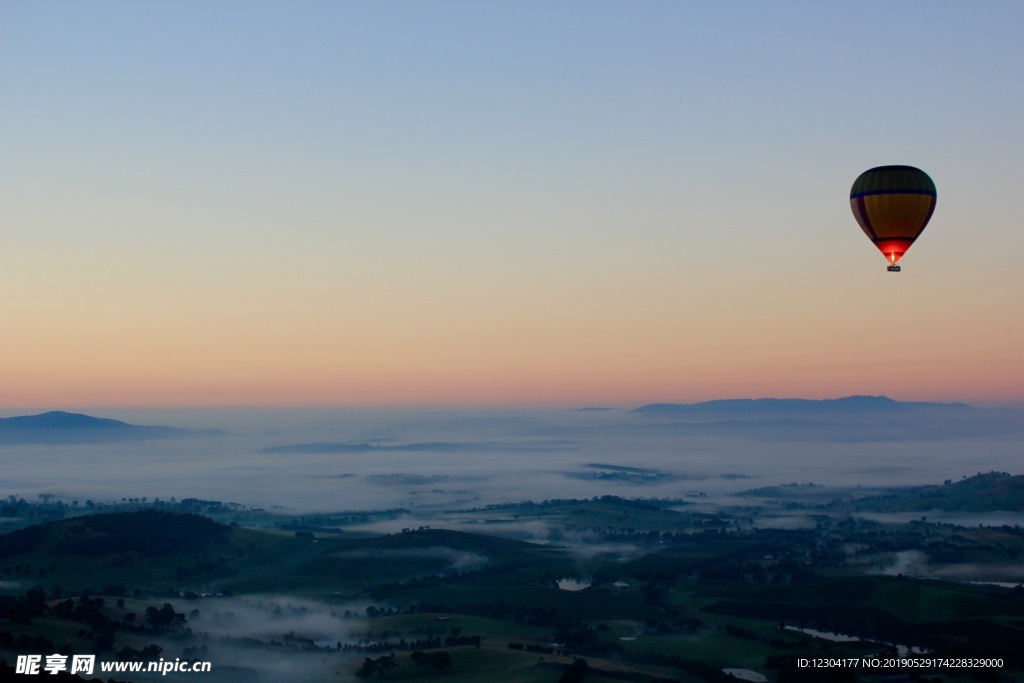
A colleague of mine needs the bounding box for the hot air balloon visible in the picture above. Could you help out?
[850,165,936,272]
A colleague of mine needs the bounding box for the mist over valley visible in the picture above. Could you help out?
[3,398,1021,514]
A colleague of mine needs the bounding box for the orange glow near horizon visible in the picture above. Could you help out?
[4,320,1022,410]
[3,255,1023,410]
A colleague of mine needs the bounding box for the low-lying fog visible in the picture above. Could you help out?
[133,594,382,682]
[2,406,1022,512]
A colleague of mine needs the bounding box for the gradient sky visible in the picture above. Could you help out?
[2,1,1023,409]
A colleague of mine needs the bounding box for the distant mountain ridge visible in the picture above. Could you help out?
[633,395,973,417]
[627,396,1023,441]
[0,411,198,445]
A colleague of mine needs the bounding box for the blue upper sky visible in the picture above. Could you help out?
[2,1,1023,408]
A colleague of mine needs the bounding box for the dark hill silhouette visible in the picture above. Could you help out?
[857,472,1024,512]
[0,411,207,444]
[0,509,230,559]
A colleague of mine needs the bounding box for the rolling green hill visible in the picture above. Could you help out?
[0,511,567,597]
[853,472,1024,512]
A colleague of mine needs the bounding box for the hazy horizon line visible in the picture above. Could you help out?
[3,394,1023,415]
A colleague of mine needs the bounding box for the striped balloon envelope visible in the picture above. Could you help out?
[850,165,936,271]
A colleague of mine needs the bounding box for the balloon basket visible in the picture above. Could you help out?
[887,265,901,272]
